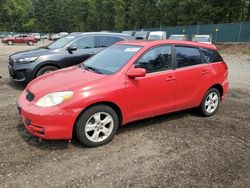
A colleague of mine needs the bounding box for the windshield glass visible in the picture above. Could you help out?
[193,37,210,42]
[169,36,185,40]
[47,36,76,49]
[149,35,161,40]
[82,44,142,75]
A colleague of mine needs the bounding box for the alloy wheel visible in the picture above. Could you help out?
[205,92,219,114]
[85,112,114,143]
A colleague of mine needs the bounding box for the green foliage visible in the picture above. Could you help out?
[0,0,249,32]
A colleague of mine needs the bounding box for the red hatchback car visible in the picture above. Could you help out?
[18,40,228,147]
[2,34,37,45]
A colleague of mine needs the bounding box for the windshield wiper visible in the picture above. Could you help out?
[82,64,103,74]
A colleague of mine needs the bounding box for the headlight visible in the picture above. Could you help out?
[18,56,38,63]
[36,91,73,108]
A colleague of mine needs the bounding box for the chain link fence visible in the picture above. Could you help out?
[1,22,250,43]
[140,22,250,43]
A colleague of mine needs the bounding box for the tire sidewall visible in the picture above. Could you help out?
[75,105,119,147]
[36,66,58,77]
[201,88,221,117]
[28,41,33,45]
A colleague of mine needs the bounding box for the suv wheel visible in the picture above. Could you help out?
[36,66,58,77]
[200,88,220,116]
[27,41,34,45]
[75,105,119,147]
[7,41,13,45]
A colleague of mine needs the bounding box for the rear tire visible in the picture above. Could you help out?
[7,41,13,45]
[36,66,58,77]
[200,88,221,117]
[27,41,34,45]
[75,105,119,147]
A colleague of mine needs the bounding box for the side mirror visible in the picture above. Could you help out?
[127,67,146,79]
[67,46,77,52]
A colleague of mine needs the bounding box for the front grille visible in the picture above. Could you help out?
[26,90,35,102]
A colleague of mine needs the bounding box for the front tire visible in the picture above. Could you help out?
[75,105,119,147]
[36,66,58,77]
[200,88,221,117]
[7,41,13,45]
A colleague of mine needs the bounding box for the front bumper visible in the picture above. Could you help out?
[8,59,34,83]
[18,90,79,140]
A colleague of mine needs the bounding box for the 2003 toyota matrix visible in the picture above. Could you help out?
[17,40,228,147]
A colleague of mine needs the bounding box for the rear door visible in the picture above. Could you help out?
[22,35,29,43]
[174,46,209,110]
[126,45,176,121]
[95,36,124,52]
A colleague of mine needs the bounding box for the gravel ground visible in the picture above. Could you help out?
[0,42,250,188]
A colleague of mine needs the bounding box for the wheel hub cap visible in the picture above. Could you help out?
[85,112,114,143]
[205,92,219,114]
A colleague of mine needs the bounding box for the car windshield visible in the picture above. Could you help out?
[149,35,161,40]
[193,37,210,42]
[81,44,142,75]
[47,35,76,49]
[169,36,185,40]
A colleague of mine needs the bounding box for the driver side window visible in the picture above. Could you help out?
[135,46,172,73]
[73,36,94,49]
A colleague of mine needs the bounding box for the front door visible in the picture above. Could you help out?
[126,45,176,121]
[61,36,99,68]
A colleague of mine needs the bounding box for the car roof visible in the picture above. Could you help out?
[149,31,166,35]
[193,35,211,37]
[69,32,134,39]
[170,34,186,36]
[116,40,217,50]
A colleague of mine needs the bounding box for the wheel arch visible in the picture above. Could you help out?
[199,83,224,107]
[33,61,61,78]
[209,84,223,98]
[73,101,123,137]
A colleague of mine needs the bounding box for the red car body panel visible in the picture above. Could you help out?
[2,35,37,44]
[18,40,228,140]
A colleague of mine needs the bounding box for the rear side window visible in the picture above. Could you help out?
[96,36,124,48]
[176,46,202,68]
[73,36,94,49]
[201,48,223,63]
[135,46,172,73]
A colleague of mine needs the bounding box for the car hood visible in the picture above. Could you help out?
[10,47,59,60]
[27,66,107,99]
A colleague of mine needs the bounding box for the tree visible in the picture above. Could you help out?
[0,0,249,33]
[114,0,126,31]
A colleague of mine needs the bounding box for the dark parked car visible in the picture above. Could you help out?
[8,32,134,83]
[2,34,37,45]
[121,31,136,36]
[134,31,150,39]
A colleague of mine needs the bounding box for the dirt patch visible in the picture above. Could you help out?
[216,43,250,55]
[0,42,250,187]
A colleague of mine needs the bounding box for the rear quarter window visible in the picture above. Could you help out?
[201,48,223,63]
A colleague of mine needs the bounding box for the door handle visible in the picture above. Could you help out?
[89,52,95,55]
[201,69,209,75]
[166,76,176,81]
